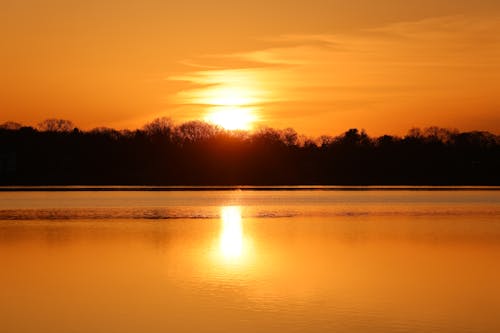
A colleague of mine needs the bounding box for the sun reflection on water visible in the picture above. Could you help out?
[219,206,244,260]
[217,206,252,265]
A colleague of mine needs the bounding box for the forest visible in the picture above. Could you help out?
[1,118,499,185]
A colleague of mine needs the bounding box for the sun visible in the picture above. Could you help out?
[202,86,259,131]
[205,106,257,131]
[172,70,266,130]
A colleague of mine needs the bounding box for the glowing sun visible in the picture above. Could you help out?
[205,106,257,131]
[203,86,259,130]
[172,70,266,130]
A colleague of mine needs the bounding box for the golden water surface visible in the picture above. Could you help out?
[0,189,499,332]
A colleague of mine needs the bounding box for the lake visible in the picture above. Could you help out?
[1,188,499,333]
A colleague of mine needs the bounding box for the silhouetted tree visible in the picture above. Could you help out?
[0,120,499,185]
[176,121,221,143]
[143,117,174,138]
[0,121,23,130]
[38,119,75,132]
[281,128,299,146]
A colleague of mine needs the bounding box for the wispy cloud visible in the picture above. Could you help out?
[169,16,500,134]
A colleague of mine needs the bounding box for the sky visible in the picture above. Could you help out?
[2,0,500,135]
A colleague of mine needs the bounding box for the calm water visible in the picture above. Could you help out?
[1,189,499,333]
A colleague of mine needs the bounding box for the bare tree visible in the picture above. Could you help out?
[143,117,174,137]
[38,119,75,132]
[176,121,220,142]
[0,121,23,130]
[281,128,298,146]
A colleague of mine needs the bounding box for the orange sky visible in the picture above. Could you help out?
[2,0,500,135]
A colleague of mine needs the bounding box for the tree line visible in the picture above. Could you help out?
[1,118,499,185]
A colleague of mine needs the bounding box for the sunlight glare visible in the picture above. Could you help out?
[205,87,256,106]
[205,106,257,131]
[172,70,265,130]
[219,206,244,260]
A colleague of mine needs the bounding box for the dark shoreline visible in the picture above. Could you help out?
[2,125,499,186]
[1,185,500,192]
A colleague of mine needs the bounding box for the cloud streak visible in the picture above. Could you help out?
[169,16,500,134]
